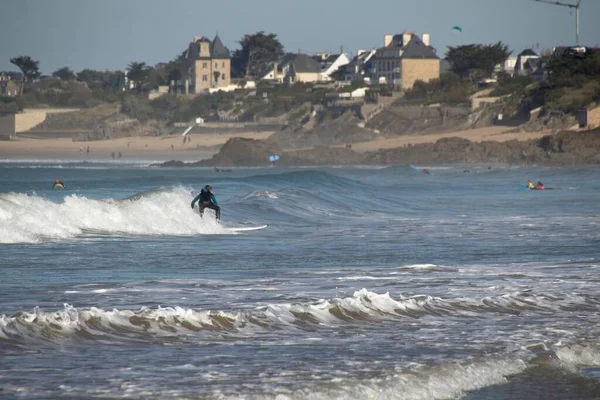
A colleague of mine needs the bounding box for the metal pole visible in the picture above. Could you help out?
[576,3,580,45]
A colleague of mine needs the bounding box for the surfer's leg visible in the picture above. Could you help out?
[208,203,220,220]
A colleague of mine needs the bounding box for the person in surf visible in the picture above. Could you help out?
[191,185,220,220]
[527,180,535,190]
[53,179,65,189]
[535,181,545,190]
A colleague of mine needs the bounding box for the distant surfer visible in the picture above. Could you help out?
[527,180,535,190]
[53,179,65,190]
[536,181,545,190]
[191,185,220,220]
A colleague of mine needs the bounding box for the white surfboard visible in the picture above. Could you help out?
[226,225,268,232]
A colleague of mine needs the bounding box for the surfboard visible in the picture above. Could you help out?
[226,225,268,232]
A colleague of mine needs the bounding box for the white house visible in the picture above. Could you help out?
[515,49,540,76]
[260,54,323,83]
[343,49,376,82]
[312,52,350,81]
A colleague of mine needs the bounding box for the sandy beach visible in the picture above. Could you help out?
[0,132,274,162]
[346,126,554,153]
[0,126,553,162]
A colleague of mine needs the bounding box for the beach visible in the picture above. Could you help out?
[1,126,553,162]
[0,131,274,161]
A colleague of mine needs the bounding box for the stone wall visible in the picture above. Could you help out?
[0,114,15,140]
[401,59,440,90]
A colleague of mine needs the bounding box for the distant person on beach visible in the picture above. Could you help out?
[53,179,65,190]
[527,180,535,189]
[191,185,220,220]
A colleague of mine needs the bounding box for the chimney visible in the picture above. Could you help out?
[384,34,393,47]
[273,62,279,78]
[402,32,412,47]
[422,33,430,46]
[357,49,366,56]
[340,45,344,54]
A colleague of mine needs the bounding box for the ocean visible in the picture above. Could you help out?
[1,161,600,399]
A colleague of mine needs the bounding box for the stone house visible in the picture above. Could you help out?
[370,32,440,90]
[260,53,323,83]
[180,35,231,94]
[0,74,19,97]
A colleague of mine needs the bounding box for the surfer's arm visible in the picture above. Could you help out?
[210,194,218,205]
[191,194,201,209]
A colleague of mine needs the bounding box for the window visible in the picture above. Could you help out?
[222,62,225,68]
[215,63,218,68]
[202,75,207,82]
[222,74,226,80]
[202,62,207,68]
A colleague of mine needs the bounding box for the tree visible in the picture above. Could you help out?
[546,48,600,86]
[127,62,151,91]
[52,67,76,81]
[10,56,41,95]
[232,31,284,78]
[446,42,511,80]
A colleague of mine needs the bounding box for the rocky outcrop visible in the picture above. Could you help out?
[196,138,283,167]
[158,128,600,167]
[268,110,376,149]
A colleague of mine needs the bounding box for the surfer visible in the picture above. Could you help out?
[536,181,545,190]
[527,180,535,190]
[53,179,65,190]
[191,185,220,220]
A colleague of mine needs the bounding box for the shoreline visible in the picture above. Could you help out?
[0,131,274,162]
[0,126,585,166]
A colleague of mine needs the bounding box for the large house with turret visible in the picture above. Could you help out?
[179,35,231,94]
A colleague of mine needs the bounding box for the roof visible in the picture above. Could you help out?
[211,35,231,59]
[518,49,539,57]
[287,54,321,73]
[401,36,439,59]
[186,35,230,59]
[374,34,438,60]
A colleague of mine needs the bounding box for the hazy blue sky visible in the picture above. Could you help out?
[1,0,598,74]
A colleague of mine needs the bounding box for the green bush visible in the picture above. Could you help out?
[120,95,154,121]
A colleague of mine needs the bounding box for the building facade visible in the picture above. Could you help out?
[370,32,440,90]
[182,35,231,94]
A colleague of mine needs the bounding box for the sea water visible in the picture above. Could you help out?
[1,162,600,399]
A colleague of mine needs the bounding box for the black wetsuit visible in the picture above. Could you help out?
[191,188,220,219]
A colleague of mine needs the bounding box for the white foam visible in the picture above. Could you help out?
[249,358,527,400]
[0,188,228,243]
[398,264,440,270]
[556,345,600,366]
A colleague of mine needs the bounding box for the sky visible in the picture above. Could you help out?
[1,0,599,74]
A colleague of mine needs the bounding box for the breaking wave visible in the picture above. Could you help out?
[2,289,599,344]
[0,188,227,243]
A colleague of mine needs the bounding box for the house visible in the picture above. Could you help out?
[260,53,323,83]
[369,32,440,90]
[180,35,231,94]
[0,74,19,97]
[312,52,350,81]
[515,49,540,76]
[343,49,376,82]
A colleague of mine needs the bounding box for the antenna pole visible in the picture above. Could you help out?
[533,0,581,45]
[576,1,580,45]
